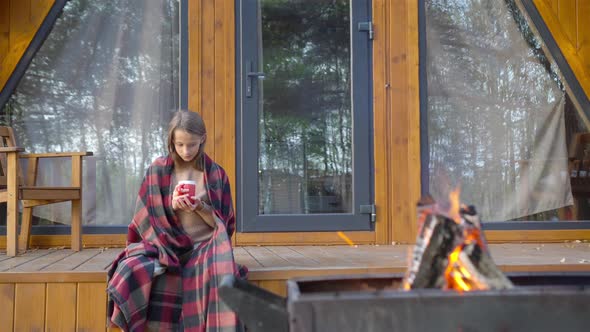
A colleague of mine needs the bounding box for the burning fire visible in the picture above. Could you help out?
[404,187,497,292]
[445,188,489,292]
[444,233,489,292]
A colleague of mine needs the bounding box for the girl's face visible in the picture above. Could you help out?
[173,129,205,162]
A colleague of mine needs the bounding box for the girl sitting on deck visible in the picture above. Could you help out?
[107,110,247,331]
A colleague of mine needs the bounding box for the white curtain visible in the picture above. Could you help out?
[2,0,179,225]
[426,0,573,221]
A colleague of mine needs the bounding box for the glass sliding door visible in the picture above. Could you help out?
[237,0,373,231]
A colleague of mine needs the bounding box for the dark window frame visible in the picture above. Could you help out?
[418,0,590,230]
[235,0,375,232]
[0,0,188,236]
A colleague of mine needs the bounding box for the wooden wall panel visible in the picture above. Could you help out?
[579,0,590,75]
[2,281,110,331]
[0,283,15,331]
[46,283,77,331]
[14,283,46,331]
[0,0,9,66]
[0,0,54,93]
[550,0,559,12]
[389,0,421,243]
[77,282,107,331]
[214,0,236,212]
[188,0,239,245]
[373,0,392,245]
[201,0,216,159]
[188,0,201,115]
[188,0,235,198]
[533,0,590,105]
[257,280,287,297]
[558,0,577,43]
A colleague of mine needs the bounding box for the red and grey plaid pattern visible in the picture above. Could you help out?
[107,154,248,331]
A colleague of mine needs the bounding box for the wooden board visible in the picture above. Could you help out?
[10,248,76,271]
[201,0,215,159]
[389,0,421,243]
[41,249,104,271]
[0,283,15,331]
[14,283,46,331]
[1,0,54,91]
[0,249,52,271]
[579,0,590,74]
[558,0,577,44]
[372,0,392,245]
[533,0,590,106]
[188,0,201,114]
[46,283,77,331]
[77,282,107,331]
[73,248,120,271]
[0,0,9,66]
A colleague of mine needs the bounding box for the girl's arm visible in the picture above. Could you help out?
[194,200,216,228]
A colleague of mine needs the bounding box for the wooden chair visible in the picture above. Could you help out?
[0,126,93,256]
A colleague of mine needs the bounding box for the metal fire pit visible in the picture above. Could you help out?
[219,272,590,332]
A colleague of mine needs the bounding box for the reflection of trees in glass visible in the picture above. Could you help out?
[1,0,179,225]
[426,0,575,221]
[258,0,352,214]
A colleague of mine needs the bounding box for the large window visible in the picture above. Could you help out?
[0,0,181,228]
[423,0,590,226]
[237,0,374,231]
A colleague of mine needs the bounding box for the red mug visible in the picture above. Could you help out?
[178,180,197,204]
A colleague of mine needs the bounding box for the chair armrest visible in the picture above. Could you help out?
[0,147,25,153]
[19,151,93,158]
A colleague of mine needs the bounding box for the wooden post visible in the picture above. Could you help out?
[71,156,82,251]
[19,157,38,250]
[6,151,19,256]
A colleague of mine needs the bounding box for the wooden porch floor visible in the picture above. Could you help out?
[2,242,590,281]
[1,243,590,331]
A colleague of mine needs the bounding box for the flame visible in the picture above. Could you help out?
[444,229,489,292]
[402,247,414,290]
[337,231,356,247]
[448,187,461,223]
[445,188,489,291]
[445,246,472,292]
[445,188,489,292]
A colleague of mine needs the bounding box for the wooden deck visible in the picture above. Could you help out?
[2,243,590,283]
[1,243,590,331]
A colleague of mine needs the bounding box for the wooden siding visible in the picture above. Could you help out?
[0,282,108,331]
[534,0,590,100]
[0,0,54,92]
[188,0,236,197]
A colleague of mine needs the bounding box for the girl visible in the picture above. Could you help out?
[107,110,247,331]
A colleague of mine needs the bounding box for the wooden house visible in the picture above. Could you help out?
[1,0,589,330]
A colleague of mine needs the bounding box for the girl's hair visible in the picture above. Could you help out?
[167,110,207,170]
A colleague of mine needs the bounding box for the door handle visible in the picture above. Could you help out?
[246,62,265,98]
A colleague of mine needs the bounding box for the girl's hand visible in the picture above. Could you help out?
[172,184,196,211]
[192,190,209,213]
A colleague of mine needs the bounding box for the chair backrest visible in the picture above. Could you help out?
[0,126,19,187]
[569,132,590,161]
[569,133,590,195]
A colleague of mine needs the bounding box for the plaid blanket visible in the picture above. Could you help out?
[107,154,247,331]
